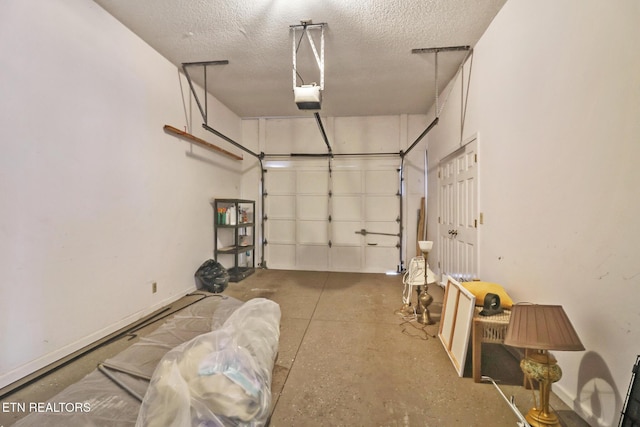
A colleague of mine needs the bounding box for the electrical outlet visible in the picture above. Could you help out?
[152,282,157,293]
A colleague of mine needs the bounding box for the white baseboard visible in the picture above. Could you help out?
[0,285,196,391]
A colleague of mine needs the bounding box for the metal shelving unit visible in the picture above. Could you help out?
[213,199,255,282]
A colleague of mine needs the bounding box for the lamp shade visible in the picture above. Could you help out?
[504,304,585,351]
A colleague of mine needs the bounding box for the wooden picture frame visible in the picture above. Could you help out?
[438,275,476,377]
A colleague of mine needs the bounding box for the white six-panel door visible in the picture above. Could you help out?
[438,139,478,281]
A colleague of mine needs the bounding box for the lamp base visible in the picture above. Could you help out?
[520,351,563,427]
[417,310,434,325]
[525,408,561,427]
[417,288,434,325]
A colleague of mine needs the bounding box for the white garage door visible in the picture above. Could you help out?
[264,158,401,273]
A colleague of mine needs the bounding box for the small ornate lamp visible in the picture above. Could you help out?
[504,304,585,427]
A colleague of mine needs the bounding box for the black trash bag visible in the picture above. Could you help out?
[194,259,230,293]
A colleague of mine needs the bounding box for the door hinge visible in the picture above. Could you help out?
[474,219,477,228]
[474,153,478,163]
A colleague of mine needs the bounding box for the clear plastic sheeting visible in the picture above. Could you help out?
[13,296,279,427]
[136,298,281,427]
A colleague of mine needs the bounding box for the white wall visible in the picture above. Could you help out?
[426,0,640,425]
[0,0,243,389]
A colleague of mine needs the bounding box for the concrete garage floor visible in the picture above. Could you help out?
[0,270,590,426]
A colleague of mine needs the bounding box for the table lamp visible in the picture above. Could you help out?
[504,304,585,427]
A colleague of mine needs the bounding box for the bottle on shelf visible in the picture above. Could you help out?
[229,206,236,225]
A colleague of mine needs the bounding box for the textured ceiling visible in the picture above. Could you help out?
[93,0,507,118]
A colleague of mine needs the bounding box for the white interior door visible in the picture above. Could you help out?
[438,139,478,281]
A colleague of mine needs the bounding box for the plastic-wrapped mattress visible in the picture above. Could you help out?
[14,297,280,427]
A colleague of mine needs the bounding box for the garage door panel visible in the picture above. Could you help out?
[298,170,329,194]
[363,221,399,246]
[330,246,362,271]
[332,170,362,194]
[364,221,399,235]
[297,245,329,270]
[268,219,296,244]
[364,245,398,272]
[268,170,296,194]
[298,220,328,244]
[365,195,399,221]
[365,235,398,247]
[365,170,398,194]
[268,244,296,269]
[268,195,295,219]
[332,221,362,245]
[332,196,362,221]
[297,195,328,220]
